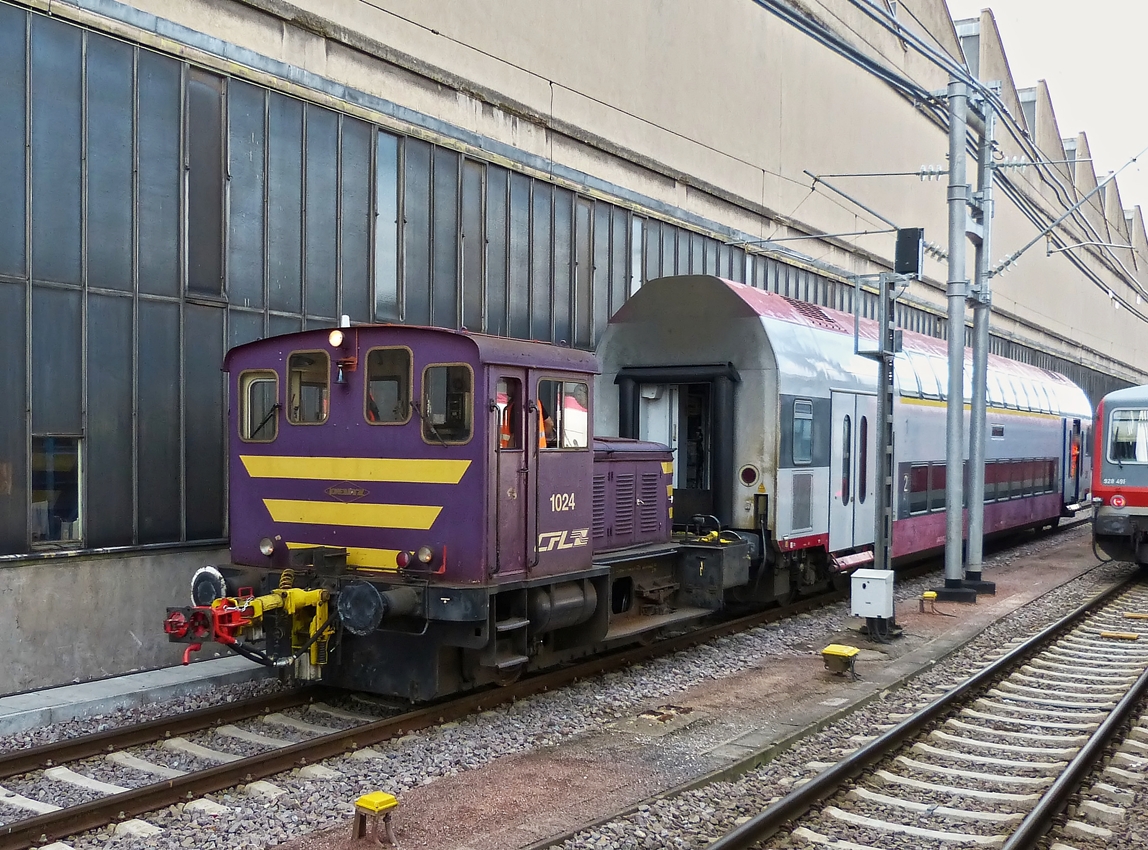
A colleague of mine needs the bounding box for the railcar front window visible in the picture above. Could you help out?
[240,371,278,441]
[365,347,411,424]
[1110,409,1148,462]
[287,351,329,424]
[793,399,813,465]
[421,364,473,444]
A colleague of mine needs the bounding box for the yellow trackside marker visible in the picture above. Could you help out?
[241,455,471,484]
[1123,613,1148,620]
[1100,631,1141,641]
[265,499,441,530]
[661,462,674,475]
[287,543,402,570]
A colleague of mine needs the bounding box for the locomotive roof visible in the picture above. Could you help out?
[224,324,599,374]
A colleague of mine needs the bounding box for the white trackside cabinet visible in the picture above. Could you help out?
[851,568,894,619]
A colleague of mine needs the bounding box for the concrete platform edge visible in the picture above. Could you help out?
[0,655,271,737]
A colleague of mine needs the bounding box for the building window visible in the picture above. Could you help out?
[287,351,329,424]
[538,379,590,449]
[365,347,411,424]
[31,436,81,547]
[793,399,813,465]
[239,371,278,442]
[421,364,472,444]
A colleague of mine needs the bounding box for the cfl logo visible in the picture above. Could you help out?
[537,528,590,552]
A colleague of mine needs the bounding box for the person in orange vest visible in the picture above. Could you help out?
[1070,438,1080,478]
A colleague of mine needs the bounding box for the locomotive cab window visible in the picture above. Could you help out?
[287,351,329,424]
[793,399,814,465]
[1110,409,1148,462]
[240,370,279,442]
[365,347,411,424]
[421,364,473,444]
[496,378,523,450]
[538,379,590,449]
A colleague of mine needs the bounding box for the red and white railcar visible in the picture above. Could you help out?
[1092,384,1148,563]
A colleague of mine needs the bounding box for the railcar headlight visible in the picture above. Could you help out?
[417,546,434,563]
[328,329,345,348]
[259,537,276,557]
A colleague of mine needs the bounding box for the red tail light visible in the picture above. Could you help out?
[1112,494,1126,508]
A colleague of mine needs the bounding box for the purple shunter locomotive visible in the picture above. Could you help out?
[164,324,748,699]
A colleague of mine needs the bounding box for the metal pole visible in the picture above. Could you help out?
[940,79,975,601]
[873,275,895,571]
[965,100,995,593]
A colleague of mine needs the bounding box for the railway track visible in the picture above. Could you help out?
[709,573,1148,850]
[0,522,1086,850]
[0,573,872,850]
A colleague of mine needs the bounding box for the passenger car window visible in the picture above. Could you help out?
[421,364,472,444]
[287,351,329,424]
[240,370,278,441]
[793,399,813,465]
[538,380,590,449]
[365,347,411,424]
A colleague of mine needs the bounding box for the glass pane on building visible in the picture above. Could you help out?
[339,116,372,322]
[137,299,181,542]
[31,437,81,547]
[30,16,82,285]
[268,93,303,313]
[508,171,530,339]
[374,131,400,322]
[403,137,432,326]
[137,51,181,296]
[531,182,552,341]
[86,34,134,292]
[0,283,27,554]
[431,146,459,328]
[184,304,225,539]
[485,165,509,336]
[304,104,339,319]
[227,81,266,309]
[553,187,573,345]
[460,158,484,332]
[0,5,26,280]
[186,69,225,296]
[86,294,133,546]
[32,286,81,434]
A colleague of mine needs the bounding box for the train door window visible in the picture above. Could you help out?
[365,347,412,424]
[793,399,813,465]
[31,437,81,547]
[239,370,279,442]
[928,463,946,512]
[287,351,330,424]
[858,416,868,504]
[496,378,522,450]
[537,379,590,449]
[908,464,929,514]
[1109,409,1148,462]
[682,384,711,488]
[421,364,473,444]
[840,415,851,505]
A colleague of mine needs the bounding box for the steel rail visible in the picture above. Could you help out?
[0,688,330,781]
[707,574,1136,850]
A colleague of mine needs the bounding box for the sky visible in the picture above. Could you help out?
[944,0,1148,212]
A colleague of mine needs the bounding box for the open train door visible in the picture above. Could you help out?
[489,369,529,578]
[1063,417,1084,510]
[829,391,877,552]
